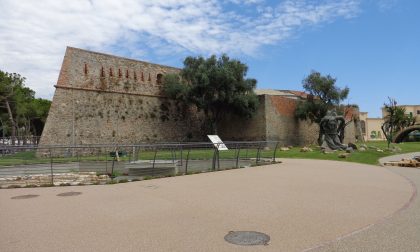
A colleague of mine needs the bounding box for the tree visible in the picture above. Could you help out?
[0,70,51,143]
[381,97,416,148]
[163,54,259,134]
[295,71,349,145]
[0,71,24,142]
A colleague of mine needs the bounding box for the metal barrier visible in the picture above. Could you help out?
[0,141,283,187]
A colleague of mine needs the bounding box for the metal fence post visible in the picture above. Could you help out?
[171,147,175,164]
[217,149,220,170]
[180,145,183,167]
[185,148,190,174]
[212,148,217,171]
[256,143,262,163]
[49,148,54,185]
[105,151,108,174]
[111,155,115,178]
[152,148,158,177]
[236,144,241,168]
[272,141,279,162]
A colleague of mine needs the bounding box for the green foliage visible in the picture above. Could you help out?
[163,55,259,133]
[163,74,189,100]
[0,70,51,138]
[382,97,416,148]
[295,71,349,124]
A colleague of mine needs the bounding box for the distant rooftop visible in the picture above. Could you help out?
[254,89,308,99]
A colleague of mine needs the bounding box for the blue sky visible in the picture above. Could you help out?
[0,0,419,117]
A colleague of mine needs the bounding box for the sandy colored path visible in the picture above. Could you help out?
[312,153,420,252]
[0,159,414,252]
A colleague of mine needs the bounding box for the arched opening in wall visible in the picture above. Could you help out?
[402,130,420,142]
[156,74,163,85]
[394,126,420,143]
[403,130,420,142]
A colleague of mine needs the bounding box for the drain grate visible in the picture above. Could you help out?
[57,192,82,197]
[224,231,270,246]
[11,194,39,200]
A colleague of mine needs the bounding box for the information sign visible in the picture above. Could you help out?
[207,135,228,151]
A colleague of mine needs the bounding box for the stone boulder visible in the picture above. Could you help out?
[338,153,350,158]
[300,147,313,152]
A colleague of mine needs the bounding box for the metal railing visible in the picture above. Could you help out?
[0,141,283,187]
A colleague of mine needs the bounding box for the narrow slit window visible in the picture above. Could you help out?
[84,63,88,75]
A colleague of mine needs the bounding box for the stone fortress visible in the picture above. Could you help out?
[39,47,360,147]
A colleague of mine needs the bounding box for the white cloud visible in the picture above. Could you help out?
[376,0,399,11]
[0,0,360,99]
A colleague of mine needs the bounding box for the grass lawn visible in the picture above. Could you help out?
[1,141,419,167]
[276,141,420,165]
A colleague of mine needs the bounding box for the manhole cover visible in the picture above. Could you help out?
[11,194,39,200]
[224,231,270,246]
[57,192,82,197]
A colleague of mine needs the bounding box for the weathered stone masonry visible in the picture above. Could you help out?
[40,47,358,147]
[39,47,204,146]
[218,94,359,146]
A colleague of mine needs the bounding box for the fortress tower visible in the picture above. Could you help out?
[39,47,203,146]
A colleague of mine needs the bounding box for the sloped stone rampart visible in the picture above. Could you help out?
[39,47,205,147]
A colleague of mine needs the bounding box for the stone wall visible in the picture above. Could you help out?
[265,95,319,146]
[40,47,205,146]
[40,47,358,147]
[219,95,358,146]
[218,95,267,141]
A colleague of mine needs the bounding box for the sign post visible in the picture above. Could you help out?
[207,135,227,171]
[207,135,228,151]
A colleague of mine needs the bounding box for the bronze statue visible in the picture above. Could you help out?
[319,110,347,150]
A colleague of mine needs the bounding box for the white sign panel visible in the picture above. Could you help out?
[207,135,228,151]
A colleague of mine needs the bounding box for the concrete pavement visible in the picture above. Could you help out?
[0,159,415,252]
[310,152,420,252]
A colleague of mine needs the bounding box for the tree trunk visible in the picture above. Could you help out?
[213,120,218,135]
[5,99,16,145]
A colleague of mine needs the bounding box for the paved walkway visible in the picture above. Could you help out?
[0,159,415,252]
[311,152,420,252]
